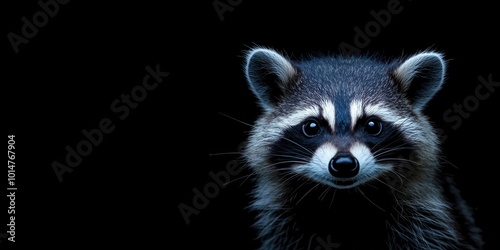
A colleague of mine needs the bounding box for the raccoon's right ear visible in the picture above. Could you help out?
[244,47,297,110]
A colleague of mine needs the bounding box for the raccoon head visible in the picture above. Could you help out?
[243,47,446,191]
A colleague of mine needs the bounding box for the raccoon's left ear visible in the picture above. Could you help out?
[393,52,446,111]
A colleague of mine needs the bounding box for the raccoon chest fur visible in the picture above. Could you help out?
[275,186,393,249]
[241,47,484,250]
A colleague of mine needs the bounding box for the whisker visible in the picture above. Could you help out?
[275,172,305,192]
[264,160,310,169]
[295,182,321,205]
[373,175,406,194]
[357,187,386,212]
[318,186,331,201]
[268,153,312,162]
[217,112,254,127]
[372,145,417,159]
[281,137,315,156]
[208,151,243,157]
[376,158,424,168]
[222,170,256,188]
[438,156,460,170]
[329,188,337,209]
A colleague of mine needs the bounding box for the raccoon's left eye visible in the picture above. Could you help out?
[364,118,383,136]
[302,119,321,137]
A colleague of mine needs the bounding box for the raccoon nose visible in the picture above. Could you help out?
[328,153,360,178]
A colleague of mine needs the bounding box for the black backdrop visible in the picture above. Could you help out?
[4,0,499,249]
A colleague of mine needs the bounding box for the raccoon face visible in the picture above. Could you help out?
[243,47,446,190]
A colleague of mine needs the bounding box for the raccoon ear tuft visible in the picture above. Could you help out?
[394,52,446,111]
[244,47,297,110]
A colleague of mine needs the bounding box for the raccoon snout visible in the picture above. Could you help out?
[328,153,360,178]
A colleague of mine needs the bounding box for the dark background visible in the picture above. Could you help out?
[4,0,499,249]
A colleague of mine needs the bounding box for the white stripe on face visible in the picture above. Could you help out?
[293,143,337,185]
[349,142,391,181]
[313,143,338,168]
[365,103,403,123]
[349,99,364,130]
[275,106,320,130]
[349,142,374,172]
[320,99,335,132]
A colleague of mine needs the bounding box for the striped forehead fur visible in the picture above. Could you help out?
[319,99,335,132]
[269,98,336,132]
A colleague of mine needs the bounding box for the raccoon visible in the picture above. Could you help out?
[241,47,484,250]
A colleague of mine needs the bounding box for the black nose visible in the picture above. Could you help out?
[328,153,360,178]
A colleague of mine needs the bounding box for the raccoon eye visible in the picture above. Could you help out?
[364,118,382,136]
[302,119,321,137]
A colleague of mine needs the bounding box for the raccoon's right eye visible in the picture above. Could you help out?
[302,119,321,137]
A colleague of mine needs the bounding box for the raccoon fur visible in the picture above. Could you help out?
[241,47,484,250]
